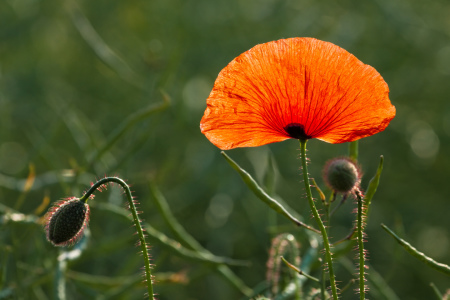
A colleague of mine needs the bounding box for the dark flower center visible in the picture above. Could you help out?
[284,123,312,140]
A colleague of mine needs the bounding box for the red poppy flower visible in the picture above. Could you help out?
[200,38,396,150]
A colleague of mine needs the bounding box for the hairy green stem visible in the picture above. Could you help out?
[80,177,154,299]
[356,193,365,299]
[299,140,338,299]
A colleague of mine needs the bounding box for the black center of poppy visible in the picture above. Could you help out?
[284,123,312,140]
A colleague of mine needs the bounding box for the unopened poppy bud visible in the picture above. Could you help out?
[44,198,90,246]
[323,157,360,194]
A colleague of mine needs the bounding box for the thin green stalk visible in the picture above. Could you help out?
[356,193,365,299]
[430,282,443,300]
[339,279,356,296]
[87,94,169,166]
[349,141,359,161]
[299,140,338,299]
[280,256,320,282]
[149,182,252,297]
[322,191,333,300]
[93,202,248,267]
[321,261,326,300]
[55,258,67,300]
[67,0,144,89]
[311,178,326,202]
[55,230,89,300]
[149,182,203,250]
[80,177,155,300]
[381,224,450,276]
[222,151,320,234]
[364,156,384,218]
[340,256,400,300]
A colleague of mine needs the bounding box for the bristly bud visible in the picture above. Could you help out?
[44,197,90,247]
[323,157,361,194]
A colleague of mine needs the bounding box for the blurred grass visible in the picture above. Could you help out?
[1,0,450,299]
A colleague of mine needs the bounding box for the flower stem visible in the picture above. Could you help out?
[356,193,365,299]
[80,177,155,300]
[299,140,338,299]
[349,141,359,161]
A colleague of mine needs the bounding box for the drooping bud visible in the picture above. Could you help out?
[44,197,90,247]
[323,157,361,194]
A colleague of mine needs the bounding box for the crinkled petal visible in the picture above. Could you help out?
[200,38,396,150]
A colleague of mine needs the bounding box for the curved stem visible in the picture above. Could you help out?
[357,193,365,299]
[221,151,320,233]
[149,182,253,296]
[299,140,338,299]
[80,177,154,299]
[381,224,450,276]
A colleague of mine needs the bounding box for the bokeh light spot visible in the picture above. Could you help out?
[409,121,440,160]
[205,194,234,228]
[183,76,212,113]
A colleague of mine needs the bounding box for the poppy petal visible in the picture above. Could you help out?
[200,38,396,150]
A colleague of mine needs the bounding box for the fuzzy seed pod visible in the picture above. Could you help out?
[44,198,90,246]
[323,157,361,194]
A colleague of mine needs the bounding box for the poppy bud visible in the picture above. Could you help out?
[323,157,361,194]
[44,198,90,246]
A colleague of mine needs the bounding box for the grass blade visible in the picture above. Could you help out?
[221,151,319,234]
[381,224,450,276]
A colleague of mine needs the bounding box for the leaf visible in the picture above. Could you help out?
[221,151,319,234]
[381,224,450,276]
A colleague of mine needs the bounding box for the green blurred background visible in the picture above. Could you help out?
[1,0,449,299]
